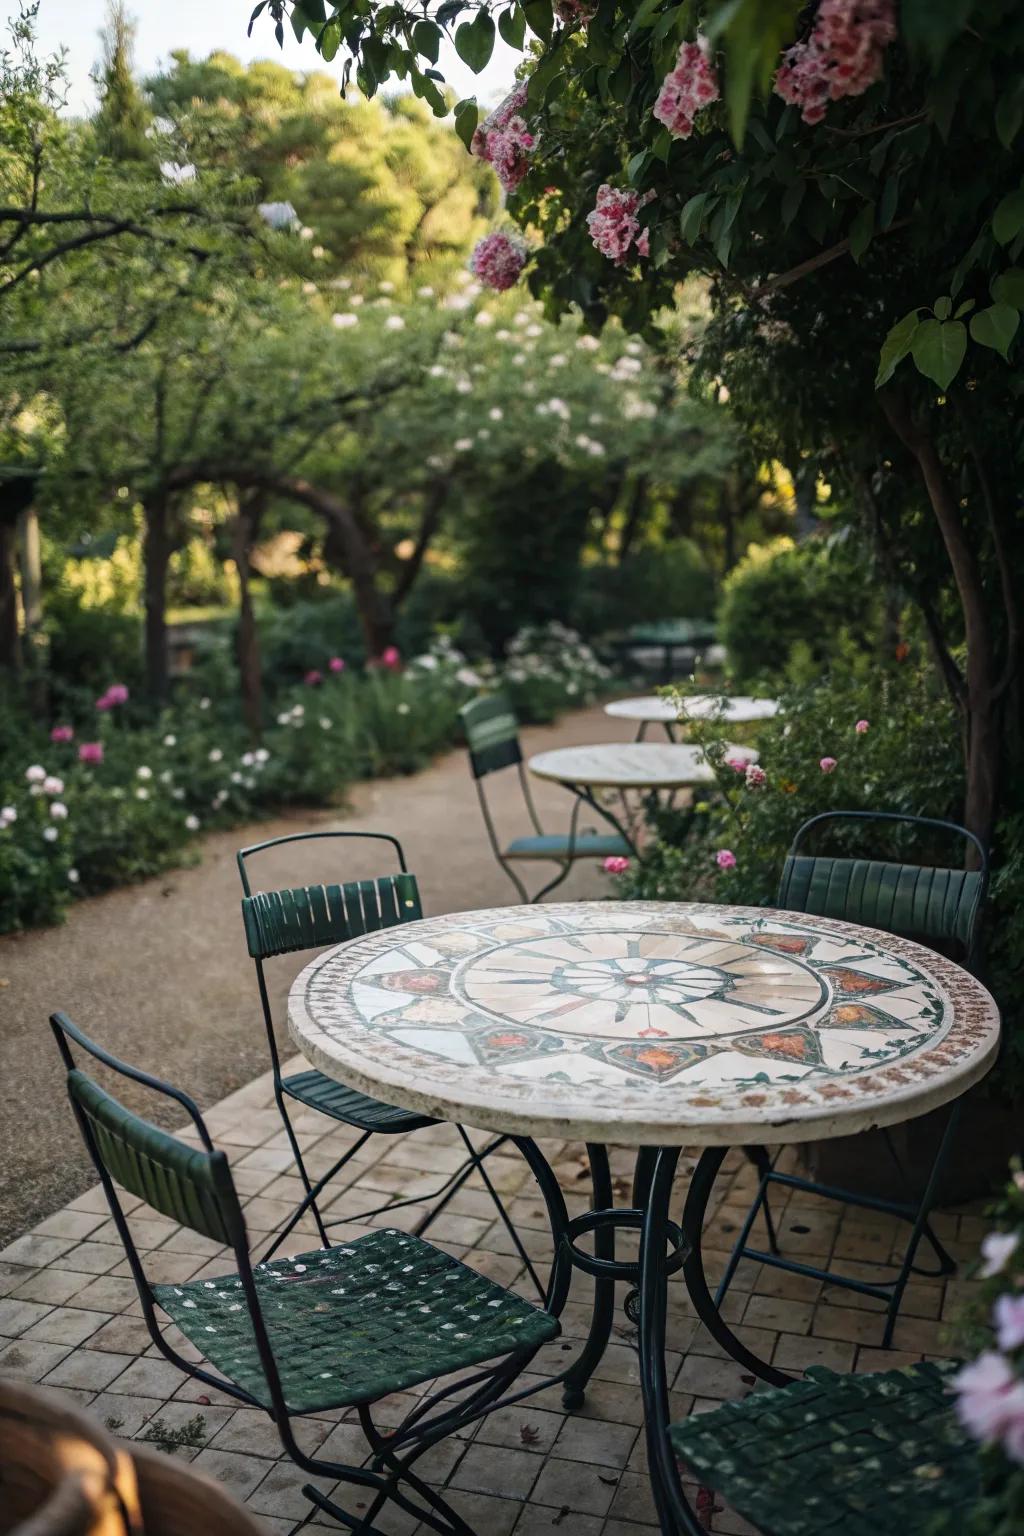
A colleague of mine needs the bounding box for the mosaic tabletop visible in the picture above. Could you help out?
[288,903,1000,1147]
[605,696,780,726]
[527,743,757,791]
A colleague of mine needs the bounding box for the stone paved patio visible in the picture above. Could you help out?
[0,1056,987,1536]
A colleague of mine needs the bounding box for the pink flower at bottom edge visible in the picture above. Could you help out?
[603,855,630,875]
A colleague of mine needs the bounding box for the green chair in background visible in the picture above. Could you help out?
[460,691,629,903]
[717,809,991,1348]
[238,829,542,1292]
[667,1362,979,1536]
[49,1013,563,1536]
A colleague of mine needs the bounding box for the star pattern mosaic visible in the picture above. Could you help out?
[290,903,1000,1143]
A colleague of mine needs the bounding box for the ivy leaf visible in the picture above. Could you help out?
[993,190,1024,246]
[452,97,480,152]
[454,11,496,72]
[498,4,526,49]
[992,267,1024,309]
[970,303,1020,360]
[911,317,967,390]
[412,19,442,63]
[875,309,922,387]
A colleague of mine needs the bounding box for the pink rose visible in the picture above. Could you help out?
[819,756,838,773]
[50,725,74,743]
[603,855,630,875]
[105,684,129,706]
[304,669,323,687]
[379,646,401,671]
[745,763,767,789]
[471,231,528,292]
[725,756,748,773]
[715,849,736,870]
[329,657,345,673]
[78,742,104,764]
[855,719,869,734]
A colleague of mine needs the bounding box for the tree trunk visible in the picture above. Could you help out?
[0,514,21,673]
[143,491,171,702]
[881,392,1001,850]
[617,474,649,564]
[17,507,42,635]
[233,491,264,740]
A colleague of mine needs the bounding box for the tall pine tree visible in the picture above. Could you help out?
[93,2,149,162]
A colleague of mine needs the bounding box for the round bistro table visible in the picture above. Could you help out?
[527,743,758,853]
[605,695,780,742]
[288,901,999,1536]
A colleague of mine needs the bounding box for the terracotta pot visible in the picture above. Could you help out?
[0,1382,260,1536]
[799,1083,1020,1206]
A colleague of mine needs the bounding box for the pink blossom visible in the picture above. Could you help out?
[954,1351,1024,1461]
[653,37,720,141]
[981,1231,1020,1278]
[50,725,74,743]
[725,756,748,773]
[471,231,528,292]
[995,1294,1024,1353]
[745,763,767,789]
[855,719,869,733]
[603,855,630,875]
[775,0,896,125]
[304,669,323,687]
[96,683,128,711]
[819,756,838,774]
[555,0,594,23]
[78,742,104,764]
[379,646,401,671]
[470,85,536,194]
[586,185,655,265]
[329,657,345,674]
[715,849,737,870]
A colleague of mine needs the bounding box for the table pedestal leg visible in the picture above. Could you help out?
[561,1144,615,1410]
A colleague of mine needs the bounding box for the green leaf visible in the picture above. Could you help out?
[996,84,1024,149]
[970,303,1020,360]
[933,295,952,321]
[410,67,446,114]
[318,17,342,60]
[954,298,975,319]
[878,173,900,231]
[625,0,663,34]
[992,267,1024,309]
[679,193,710,245]
[993,190,1024,246]
[412,19,442,63]
[498,4,526,49]
[875,309,922,388]
[849,202,875,263]
[911,317,967,390]
[780,179,805,229]
[523,0,553,44]
[454,11,496,72]
[452,97,480,152]
[900,0,973,67]
[627,150,651,185]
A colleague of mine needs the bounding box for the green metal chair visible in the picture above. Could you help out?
[717,810,991,1348]
[237,829,543,1292]
[668,1362,980,1536]
[49,1012,564,1536]
[460,691,630,903]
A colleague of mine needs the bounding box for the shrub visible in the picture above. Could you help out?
[575,538,715,634]
[718,536,882,687]
[502,622,614,724]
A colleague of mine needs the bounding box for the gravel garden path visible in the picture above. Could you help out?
[0,704,614,1246]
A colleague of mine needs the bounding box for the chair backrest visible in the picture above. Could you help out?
[49,1013,291,1422]
[777,811,989,966]
[460,691,522,779]
[241,874,422,960]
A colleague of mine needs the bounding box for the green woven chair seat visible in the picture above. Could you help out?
[154,1226,559,1415]
[505,831,630,861]
[283,1070,436,1133]
[669,1363,981,1536]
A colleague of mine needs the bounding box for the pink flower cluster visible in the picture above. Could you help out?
[329,656,345,673]
[554,0,594,24]
[471,231,528,292]
[78,742,104,764]
[715,848,736,870]
[471,84,535,195]
[774,0,896,125]
[820,756,838,774]
[374,646,401,672]
[95,683,129,712]
[653,37,720,140]
[586,185,654,265]
[955,1351,1024,1463]
[50,724,74,743]
[603,855,630,875]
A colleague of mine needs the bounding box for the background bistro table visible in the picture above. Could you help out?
[527,743,758,853]
[605,695,780,742]
[288,901,999,1536]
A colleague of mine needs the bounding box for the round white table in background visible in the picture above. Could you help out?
[528,741,756,791]
[605,695,780,741]
[288,900,999,1536]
